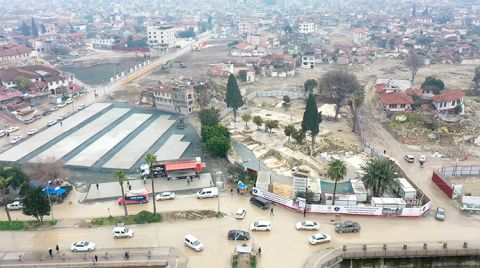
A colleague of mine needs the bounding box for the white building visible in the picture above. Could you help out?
[89,38,115,49]
[147,23,176,50]
[301,52,315,69]
[152,82,194,114]
[298,22,315,34]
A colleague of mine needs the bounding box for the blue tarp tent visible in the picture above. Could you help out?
[43,187,66,195]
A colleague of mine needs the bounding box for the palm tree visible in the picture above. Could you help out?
[114,170,128,218]
[351,88,365,132]
[327,159,347,205]
[361,158,399,197]
[145,153,157,215]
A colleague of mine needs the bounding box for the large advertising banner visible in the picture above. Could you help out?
[252,187,300,211]
[309,204,383,216]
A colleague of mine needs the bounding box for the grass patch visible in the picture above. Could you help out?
[232,254,238,268]
[89,210,162,227]
[0,220,56,230]
[250,255,257,268]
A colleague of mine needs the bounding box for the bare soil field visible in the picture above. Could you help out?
[450,176,480,196]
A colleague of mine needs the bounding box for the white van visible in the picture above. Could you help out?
[112,227,134,238]
[196,187,218,199]
[184,234,204,251]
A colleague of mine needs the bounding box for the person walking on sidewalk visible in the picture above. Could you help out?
[258,247,262,256]
[94,255,98,262]
[55,244,59,254]
[48,248,53,257]
[270,207,274,216]
[96,183,99,190]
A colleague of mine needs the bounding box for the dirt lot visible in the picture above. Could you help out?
[450,176,480,196]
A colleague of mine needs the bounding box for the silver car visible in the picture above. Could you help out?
[435,207,445,221]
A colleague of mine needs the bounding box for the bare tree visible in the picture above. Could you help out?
[22,157,69,185]
[406,50,424,85]
[319,70,362,120]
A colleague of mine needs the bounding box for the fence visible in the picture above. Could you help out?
[431,165,480,199]
[219,90,307,118]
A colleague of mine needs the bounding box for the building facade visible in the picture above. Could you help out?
[298,22,315,34]
[152,82,194,114]
[147,24,176,50]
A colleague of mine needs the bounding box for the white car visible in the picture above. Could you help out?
[155,192,175,201]
[419,155,427,163]
[112,227,134,238]
[27,129,38,136]
[71,241,96,252]
[7,201,23,210]
[6,127,19,133]
[0,130,6,137]
[65,98,73,104]
[296,221,320,231]
[47,120,57,127]
[49,106,59,112]
[184,234,204,252]
[309,233,332,245]
[10,136,22,144]
[58,102,66,108]
[58,114,67,121]
[250,221,271,231]
[235,208,247,219]
[78,104,86,110]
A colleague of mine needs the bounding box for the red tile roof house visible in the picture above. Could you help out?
[431,90,464,116]
[379,92,414,113]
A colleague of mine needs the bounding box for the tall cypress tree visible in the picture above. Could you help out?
[226,74,244,122]
[21,21,30,36]
[301,94,321,155]
[31,18,39,37]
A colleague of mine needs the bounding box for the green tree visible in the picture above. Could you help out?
[15,76,30,91]
[296,190,314,203]
[241,113,251,128]
[304,79,318,93]
[226,74,244,122]
[301,94,321,155]
[40,23,46,34]
[0,176,13,222]
[253,116,263,130]
[199,108,220,126]
[0,166,25,222]
[421,76,445,95]
[264,120,279,133]
[31,18,39,37]
[327,159,347,205]
[20,184,50,222]
[284,124,296,142]
[351,88,365,132]
[319,70,362,120]
[227,163,247,182]
[21,21,30,36]
[201,125,230,143]
[206,136,231,157]
[473,66,480,95]
[292,129,306,144]
[145,153,157,215]
[114,170,128,218]
[361,158,399,197]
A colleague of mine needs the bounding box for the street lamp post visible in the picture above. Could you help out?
[46,181,55,221]
[216,171,222,214]
[303,179,309,218]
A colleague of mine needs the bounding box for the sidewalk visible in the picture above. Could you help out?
[84,173,213,201]
[0,247,187,268]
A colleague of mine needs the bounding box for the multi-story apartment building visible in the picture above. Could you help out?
[147,23,176,50]
[298,21,316,34]
[152,81,194,114]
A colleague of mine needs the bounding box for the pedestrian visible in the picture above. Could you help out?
[230,188,233,195]
[143,177,146,184]
[258,247,261,256]
[124,251,128,260]
[270,207,274,216]
[128,184,132,191]
[6,132,9,137]
[383,149,386,155]
[94,255,98,262]
[48,248,53,257]
[126,251,130,260]
[55,244,59,253]
[187,179,190,185]
[60,121,63,126]
[96,183,99,190]
[237,188,240,194]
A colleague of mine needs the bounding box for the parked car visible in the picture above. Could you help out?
[235,208,247,219]
[78,104,86,110]
[7,201,23,210]
[155,192,175,201]
[49,106,58,112]
[42,110,51,116]
[419,155,427,163]
[47,120,57,127]
[435,207,445,221]
[184,234,204,252]
[309,233,331,245]
[27,129,38,136]
[227,230,250,240]
[250,196,270,209]
[404,154,415,163]
[196,187,218,199]
[335,221,361,233]
[65,98,73,104]
[250,221,272,231]
[0,130,6,137]
[71,241,96,252]
[296,221,320,231]
[6,126,19,133]
[58,114,67,121]
[10,136,22,144]
[58,102,66,108]
[112,227,134,238]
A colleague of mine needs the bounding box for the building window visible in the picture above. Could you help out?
[400,104,406,108]
[389,104,396,108]
[451,100,455,106]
